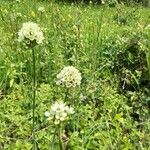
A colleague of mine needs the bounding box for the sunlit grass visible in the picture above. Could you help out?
[0,0,150,149]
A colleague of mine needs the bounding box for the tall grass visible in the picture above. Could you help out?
[0,0,150,149]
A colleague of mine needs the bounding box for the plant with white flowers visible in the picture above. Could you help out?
[56,66,82,88]
[45,101,74,125]
[45,101,74,150]
[18,22,44,150]
[18,22,44,46]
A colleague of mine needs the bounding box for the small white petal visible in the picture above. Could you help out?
[60,117,65,121]
[54,120,60,125]
[45,111,50,117]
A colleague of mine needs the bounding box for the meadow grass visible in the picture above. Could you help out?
[0,0,150,149]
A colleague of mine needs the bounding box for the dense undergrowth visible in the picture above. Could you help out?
[0,0,150,149]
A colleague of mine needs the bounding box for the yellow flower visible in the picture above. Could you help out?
[31,11,36,18]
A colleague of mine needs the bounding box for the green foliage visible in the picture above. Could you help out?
[113,7,139,25]
[105,0,118,7]
[0,0,150,149]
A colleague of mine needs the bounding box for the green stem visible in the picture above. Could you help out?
[64,88,69,102]
[58,124,64,150]
[32,48,36,150]
[147,49,150,78]
[50,127,57,150]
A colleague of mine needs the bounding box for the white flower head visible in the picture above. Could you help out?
[45,101,74,125]
[18,22,44,45]
[38,6,45,13]
[56,66,82,88]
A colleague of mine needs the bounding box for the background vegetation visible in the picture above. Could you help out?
[0,0,150,149]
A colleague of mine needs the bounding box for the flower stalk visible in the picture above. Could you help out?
[45,101,74,149]
[32,48,36,150]
[58,124,64,150]
[18,22,44,150]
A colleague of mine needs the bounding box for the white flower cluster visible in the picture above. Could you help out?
[56,66,82,88]
[18,22,44,45]
[38,6,45,13]
[45,101,74,125]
